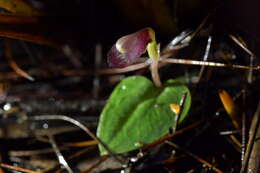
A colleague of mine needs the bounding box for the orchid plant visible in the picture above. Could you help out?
[97,28,192,155]
[96,27,260,155]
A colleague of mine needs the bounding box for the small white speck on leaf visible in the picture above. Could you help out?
[121,85,127,90]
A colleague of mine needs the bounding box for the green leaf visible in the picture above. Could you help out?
[97,76,191,155]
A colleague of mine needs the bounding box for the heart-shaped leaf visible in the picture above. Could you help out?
[97,76,191,155]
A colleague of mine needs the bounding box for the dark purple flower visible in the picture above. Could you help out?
[107,28,155,68]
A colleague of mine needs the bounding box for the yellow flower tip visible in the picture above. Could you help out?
[170,104,181,115]
[146,28,159,60]
[147,41,160,60]
[146,27,156,42]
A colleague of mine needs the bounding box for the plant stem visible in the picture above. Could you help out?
[150,58,161,87]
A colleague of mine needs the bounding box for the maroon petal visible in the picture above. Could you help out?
[107,28,153,68]
[107,45,129,68]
